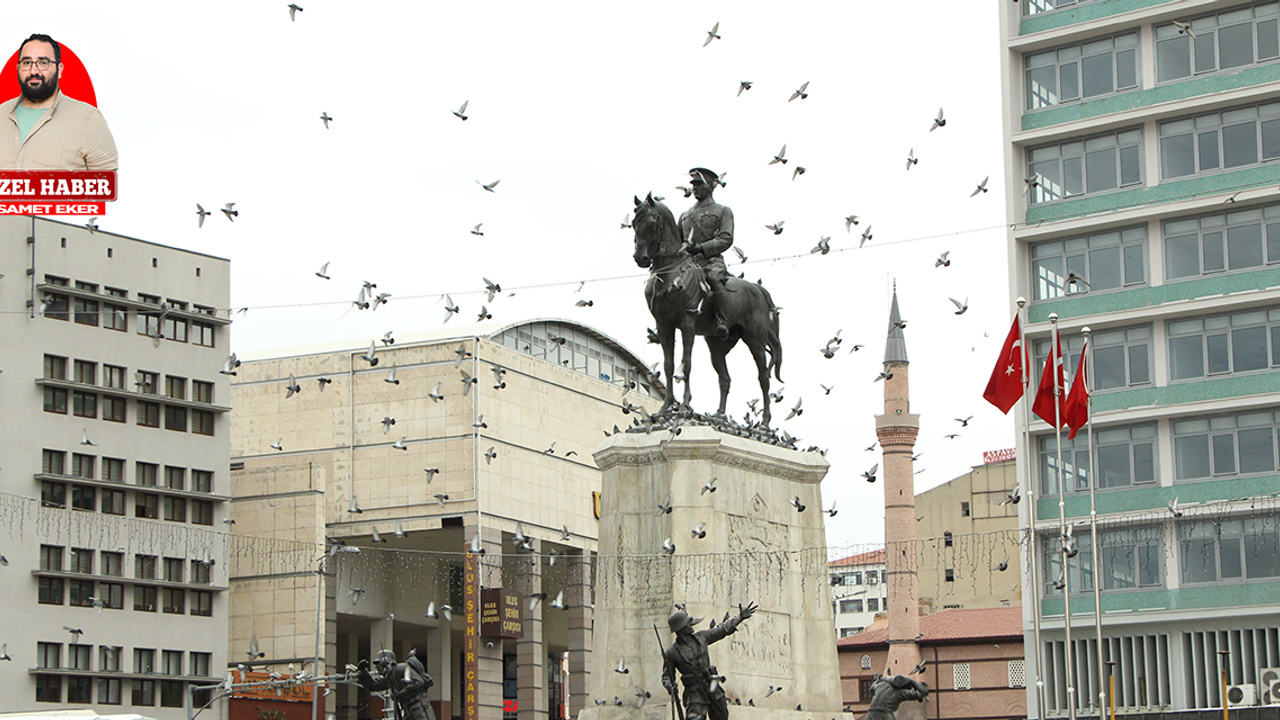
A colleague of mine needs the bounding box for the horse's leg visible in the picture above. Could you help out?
[747,335,772,426]
[679,321,696,411]
[658,322,678,413]
[707,337,732,417]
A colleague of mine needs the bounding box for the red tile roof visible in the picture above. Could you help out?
[829,549,886,567]
[837,606,1023,647]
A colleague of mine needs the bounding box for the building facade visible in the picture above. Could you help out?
[915,459,1021,614]
[0,216,232,715]
[1001,2,1280,717]
[830,550,889,638]
[837,607,1026,720]
[227,320,660,720]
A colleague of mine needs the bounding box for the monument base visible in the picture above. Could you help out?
[590,426,842,714]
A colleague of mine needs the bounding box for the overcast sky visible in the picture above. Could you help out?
[11,1,1016,550]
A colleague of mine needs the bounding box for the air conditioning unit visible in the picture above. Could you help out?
[867,575,879,585]
[1227,683,1256,707]
[1258,668,1280,705]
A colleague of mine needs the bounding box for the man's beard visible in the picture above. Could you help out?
[21,71,58,103]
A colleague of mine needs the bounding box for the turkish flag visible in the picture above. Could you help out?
[1062,339,1089,439]
[1032,333,1066,427]
[983,316,1025,414]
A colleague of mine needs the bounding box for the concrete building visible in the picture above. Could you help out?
[830,550,889,638]
[914,459,1021,614]
[837,607,1026,720]
[0,216,232,715]
[1001,2,1280,717]
[227,320,660,720]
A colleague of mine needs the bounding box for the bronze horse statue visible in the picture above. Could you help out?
[632,194,783,425]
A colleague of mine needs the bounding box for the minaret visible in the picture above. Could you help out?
[875,289,924,682]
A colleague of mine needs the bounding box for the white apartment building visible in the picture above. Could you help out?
[830,549,888,638]
[0,216,231,716]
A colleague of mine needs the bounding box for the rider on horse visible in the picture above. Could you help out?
[679,168,733,339]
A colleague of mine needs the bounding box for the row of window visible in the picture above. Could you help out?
[1025,3,1280,102]
[44,356,217,402]
[34,644,211,705]
[44,388,215,434]
[37,676,210,706]
[1043,517,1280,595]
[1033,207,1280,300]
[832,569,882,585]
[1028,99,1280,205]
[42,275,217,347]
[837,597,883,614]
[1031,307,1280,398]
[36,643,211,676]
[41,451,215,492]
[1040,410,1280,494]
[41,479,216,524]
[39,546,215,583]
[37,576,213,616]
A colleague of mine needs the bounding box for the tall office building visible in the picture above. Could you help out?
[0,216,231,716]
[227,320,660,720]
[1002,2,1280,716]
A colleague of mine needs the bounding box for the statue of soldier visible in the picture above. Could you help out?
[864,674,930,720]
[358,649,436,720]
[678,167,734,339]
[661,602,757,720]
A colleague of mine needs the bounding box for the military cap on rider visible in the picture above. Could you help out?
[374,649,397,667]
[668,610,703,633]
[689,168,719,186]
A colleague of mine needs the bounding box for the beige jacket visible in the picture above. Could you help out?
[1,91,118,170]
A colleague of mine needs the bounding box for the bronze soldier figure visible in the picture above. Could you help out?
[358,649,436,720]
[865,674,930,720]
[678,168,734,339]
[662,602,757,720]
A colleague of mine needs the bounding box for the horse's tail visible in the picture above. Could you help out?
[758,285,783,382]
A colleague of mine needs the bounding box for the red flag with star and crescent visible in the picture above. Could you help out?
[1032,332,1067,427]
[1062,339,1090,439]
[983,316,1026,414]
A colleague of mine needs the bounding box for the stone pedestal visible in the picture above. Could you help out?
[584,426,842,717]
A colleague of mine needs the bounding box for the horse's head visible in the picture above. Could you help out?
[632,193,676,269]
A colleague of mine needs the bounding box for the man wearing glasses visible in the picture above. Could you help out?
[2,34,117,170]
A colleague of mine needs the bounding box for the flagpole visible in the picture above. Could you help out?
[1051,313,1078,720]
[1083,328,1106,720]
[1020,298,1048,720]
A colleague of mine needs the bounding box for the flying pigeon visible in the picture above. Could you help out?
[453,100,469,121]
[930,108,946,131]
[936,251,951,267]
[790,496,806,512]
[906,149,918,170]
[972,176,989,196]
[221,203,238,221]
[789,81,809,101]
[478,179,500,193]
[862,464,878,483]
[285,374,301,398]
[770,145,788,166]
[737,81,752,96]
[701,477,717,495]
[703,21,721,47]
[320,112,332,128]
[288,4,303,21]
[470,223,484,236]
[765,221,785,235]
[196,204,211,228]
